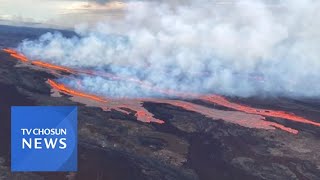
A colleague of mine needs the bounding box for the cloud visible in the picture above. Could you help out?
[17,0,320,98]
[0,14,44,27]
[64,1,126,12]
[46,1,126,28]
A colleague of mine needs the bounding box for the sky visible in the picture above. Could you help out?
[0,0,126,28]
[0,0,277,29]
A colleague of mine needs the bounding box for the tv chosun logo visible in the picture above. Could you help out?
[11,106,77,172]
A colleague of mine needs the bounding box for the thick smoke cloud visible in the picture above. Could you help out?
[18,0,320,98]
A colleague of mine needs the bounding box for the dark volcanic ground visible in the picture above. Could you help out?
[0,25,320,180]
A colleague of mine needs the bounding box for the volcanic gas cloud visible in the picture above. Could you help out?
[17,0,320,97]
[4,0,320,135]
[4,48,320,135]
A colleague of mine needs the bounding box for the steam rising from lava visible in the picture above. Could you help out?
[18,0,320,97]
[5,48,320,134]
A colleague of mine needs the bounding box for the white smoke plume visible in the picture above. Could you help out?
[18,0,320,98]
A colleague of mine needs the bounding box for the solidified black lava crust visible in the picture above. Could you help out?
[0,25,320,180]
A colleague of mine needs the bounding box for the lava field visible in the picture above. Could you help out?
[0,25,320,180]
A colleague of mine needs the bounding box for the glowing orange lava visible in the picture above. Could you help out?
[2,48,189,95]
[48,79,107,103]
[4,48,318,134]
[48,79,165,124]
[3,48,17,54]
[3,48,29,62]
[201,95,320,127]
[48,79,298,133]
[32,61,75,74]
[158,100,298,134]
[135,110,165,124]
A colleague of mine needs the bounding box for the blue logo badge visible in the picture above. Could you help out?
[11,106,77,172]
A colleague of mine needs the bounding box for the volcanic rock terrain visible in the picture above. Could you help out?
[0,25,320,180]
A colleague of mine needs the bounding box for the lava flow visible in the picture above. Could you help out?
[4,48,319,134]
[201,95,320,127]
[32,61,75,74]
[48,79,107,103]
[48,79,298,134]
[48,79,165,124]
[3,48,29,62]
